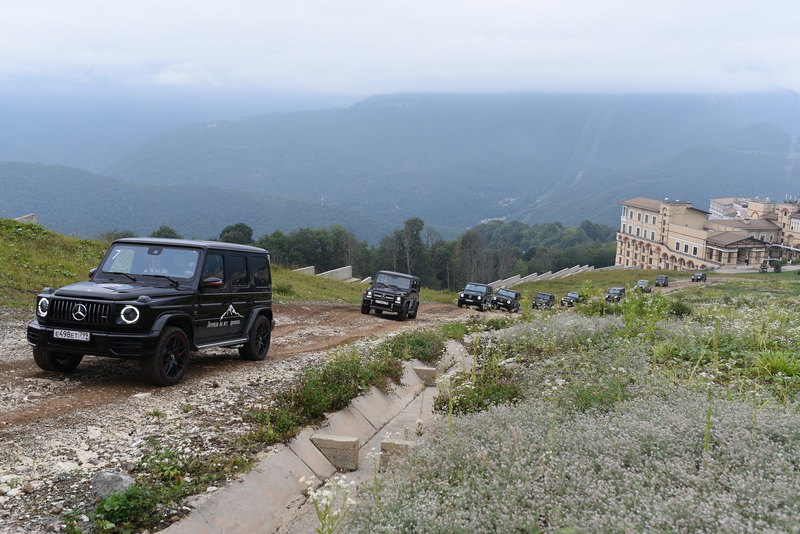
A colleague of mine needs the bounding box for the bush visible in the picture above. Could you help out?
[376,330,446,365]
[92,484,159,531]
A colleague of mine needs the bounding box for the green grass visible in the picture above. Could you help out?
[0,219,106,308]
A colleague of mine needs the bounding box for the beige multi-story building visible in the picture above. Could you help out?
[615,197,786,270]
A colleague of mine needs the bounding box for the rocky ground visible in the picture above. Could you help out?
[0,302,468,533]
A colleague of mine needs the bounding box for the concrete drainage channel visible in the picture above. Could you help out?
[164,340,473,534]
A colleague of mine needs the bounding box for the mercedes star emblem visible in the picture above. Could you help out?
[72,303,87,321]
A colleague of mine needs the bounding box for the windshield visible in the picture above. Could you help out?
[535,293,551,299]
[567,292,579,298]
[100,244,200,281]
[464,283,488,293]
[637,280,648,285]
[373,272,412,290]
[608,288,622,294]
[497,289,516,298]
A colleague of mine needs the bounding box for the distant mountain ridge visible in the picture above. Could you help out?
[104,92,800,235]
[0,162,394,242]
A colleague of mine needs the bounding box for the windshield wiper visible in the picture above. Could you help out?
[107,271,137,282]
[146,274,180,288]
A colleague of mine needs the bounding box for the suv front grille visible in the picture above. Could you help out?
[373,291,393,300]
[48,299,111,326]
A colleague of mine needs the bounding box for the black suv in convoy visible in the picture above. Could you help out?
[634,280,652,293]
[361,270,420,320]
[491,288,521,312]
[532,292,556,309]
[458,282,493,311]
[27,238,274,386]
[606,287,626,302]
[560,291,584,307]
[691,272,707,282]
[655,275,669,287]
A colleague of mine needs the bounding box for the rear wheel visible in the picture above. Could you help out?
[33,349,83,372]
[239,315,272,361]
[142,327,189,386]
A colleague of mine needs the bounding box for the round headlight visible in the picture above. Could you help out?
[460,293,464,298]
[120,305,140,325]
[366,290,372,298]
[37,297,49,317]
[395,296,402,303]
[477,296,482,300]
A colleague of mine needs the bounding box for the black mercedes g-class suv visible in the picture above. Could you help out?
[655,275,669,287]
[458,282,493,311]
[560,291,584,307]
[491,288,521,313]
[27,238,274,386]
[606,287,626,302]
[361,270,420,321]
[532,292,556,309]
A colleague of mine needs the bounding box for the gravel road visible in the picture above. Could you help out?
[0,302,468,533]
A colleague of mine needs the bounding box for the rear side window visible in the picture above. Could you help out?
[250,256,271,289]
[230,255,249,289]
[203,253,225,280]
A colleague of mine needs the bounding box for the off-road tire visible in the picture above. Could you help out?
[408,302,418,319]
[142,327,190,386]
[239,315,272,361]
[397,303,409,321]
[33,349,83,372]
[361,304,370,315]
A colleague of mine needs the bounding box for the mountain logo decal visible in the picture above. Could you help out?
[220,305,243,320]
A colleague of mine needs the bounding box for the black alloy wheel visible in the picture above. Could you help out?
[239,316,272,361]
[143,327,190,386]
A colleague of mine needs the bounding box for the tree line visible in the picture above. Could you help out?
[108,219,616,291]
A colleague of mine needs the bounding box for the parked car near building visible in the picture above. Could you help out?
[634,280,652,293]
[458,282,493,311]
[560,291,584,307]
[532,292,556,309]
[28,238,274,386]
[606,287,626,302]
[361,270,420,320]
[655,275,669,287]
[491,288,521,312]
[691,272,707,282]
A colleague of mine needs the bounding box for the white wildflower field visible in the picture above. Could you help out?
[346,276,800,533]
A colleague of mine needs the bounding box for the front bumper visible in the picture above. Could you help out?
[27,319,160,359]
[363,297,406,314]
[459,296,487,307]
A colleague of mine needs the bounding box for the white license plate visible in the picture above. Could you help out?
[53,329,90,342]
[375,300,389,305]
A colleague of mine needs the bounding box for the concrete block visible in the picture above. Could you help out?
[351,386,406,429]
[412,365,438,386]
[318,405,376,445]
[392,361,425,404]
[293,266,316,275]
[164,445,317,534]
[287,428,337,479]
[379,438,417,471]
[310,434,360,471]
[317,266,352,281]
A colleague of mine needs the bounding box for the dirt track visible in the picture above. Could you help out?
[0,301,469,532]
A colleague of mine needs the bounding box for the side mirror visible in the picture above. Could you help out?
[89,267,98,279]
[202,277,224,288]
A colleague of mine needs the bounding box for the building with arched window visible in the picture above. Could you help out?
[615,197,775,270]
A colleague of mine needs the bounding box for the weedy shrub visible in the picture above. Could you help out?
[273,281,294,295]
[575,296,622,317]
[438,321,469,341]
[347,389,800,533]
[375,329,446,365]
[754,350,800,378]
[91,484,160,532]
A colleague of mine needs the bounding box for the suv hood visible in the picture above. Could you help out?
[52,281,193,301]
[462,289,488,297]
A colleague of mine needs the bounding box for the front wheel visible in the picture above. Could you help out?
[33,349,83,372]
[239,315,272,361]
[361,304,370,315]
[408,302,419,319]
[397,303,409,321]
[142,327,190,386]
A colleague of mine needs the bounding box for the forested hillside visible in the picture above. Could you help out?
[105,92,800,234]
[0,162,394,242]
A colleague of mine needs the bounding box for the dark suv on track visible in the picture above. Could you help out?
[458,282,493,311]
[27,238,274,386]
[361,270,420,321]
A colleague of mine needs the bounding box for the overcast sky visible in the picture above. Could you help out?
[1,0,799,96]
